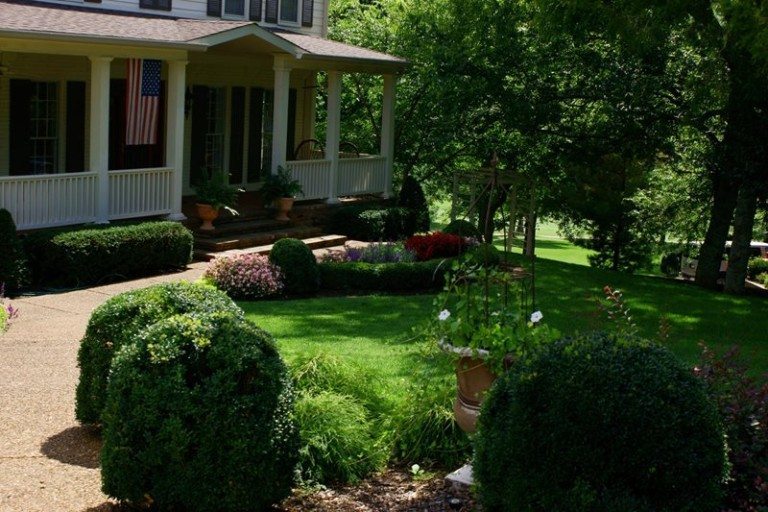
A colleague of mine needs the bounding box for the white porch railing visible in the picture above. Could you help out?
[108,167,173,220]
[337,156,388,196]
[0,172,98,230]
[287,159,332,200]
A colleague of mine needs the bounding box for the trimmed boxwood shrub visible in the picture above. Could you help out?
[75,282,243,424]
[328,205,418,241]
[269,238,319,295]
[0,209,29,293]
[474,332,726,512]
[748,257,768,280]
[318,259,450,292]
[101,312,298,511]
[398,175,430,232]
[465,243,501,266]
[443,219,481,239]
[23,221,193,287]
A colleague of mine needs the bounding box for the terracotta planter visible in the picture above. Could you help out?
[274,197,295,222]
[196,203,220,231]
[440,341,506,434]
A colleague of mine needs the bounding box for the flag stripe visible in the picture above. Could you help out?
[126,58,161,146]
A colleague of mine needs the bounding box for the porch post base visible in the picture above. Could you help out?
[165,213,188,222]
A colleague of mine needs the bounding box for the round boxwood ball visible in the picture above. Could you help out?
[101,312,299,511]
[75,282,243,425]
[474,332,726,512]
[269,238,319,295]
[443,219,481,240]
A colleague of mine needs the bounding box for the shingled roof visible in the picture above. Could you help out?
[0,0,407,68]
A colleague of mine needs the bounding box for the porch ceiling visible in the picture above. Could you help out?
[0,0,408,72]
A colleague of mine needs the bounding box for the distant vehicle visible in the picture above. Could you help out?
[681,241,768,280]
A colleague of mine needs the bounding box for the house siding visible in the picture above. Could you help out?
[31,0,327,36]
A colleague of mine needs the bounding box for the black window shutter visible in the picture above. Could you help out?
[249,0,262,20]
[207,0,221,16]
[229,87,245,184]
[108,79,126,171]
[265,0,278,22]
[65,81,86,173]
[190,86,211,186]
[248,88,264,181]
[9,79,32,176]
[301,0,313,27]
[286,88,297,161]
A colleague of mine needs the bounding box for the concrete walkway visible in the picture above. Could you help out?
[0,263,208,512]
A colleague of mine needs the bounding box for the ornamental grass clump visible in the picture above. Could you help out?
[204,254,284,300]
[474,332,727,512]
[101,312,298,511]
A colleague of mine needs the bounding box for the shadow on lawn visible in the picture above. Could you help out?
[41,425,101,469]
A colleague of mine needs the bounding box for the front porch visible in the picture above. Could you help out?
[0,5,406,230]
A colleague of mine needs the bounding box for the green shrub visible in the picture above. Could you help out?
[398,175,430,232]
[328,205,418,241]
[318,259,450,292]
[294,390,385,485]
[101,312,298,511]
[443,219,481,239]
[465,243,502,266]
[75,282,242,424]
[290,352,390,416]
[0,209,29,292]
[269,238,319,295]
[748,257,768,280]
[474,332,726,512]
[760,273,768,287]
[24,221,192,287]
[660,251,683,277]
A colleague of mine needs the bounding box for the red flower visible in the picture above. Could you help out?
[404,232,467,261]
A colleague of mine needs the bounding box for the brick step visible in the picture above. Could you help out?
[195,234,348,262]
[194,218,293,238]
[194,225,323,253]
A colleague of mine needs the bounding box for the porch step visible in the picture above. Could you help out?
[195,234,348,262]
[194,225,323,253]
[193,218,292,238]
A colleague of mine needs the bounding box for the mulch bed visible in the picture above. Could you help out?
[279,470,475,512]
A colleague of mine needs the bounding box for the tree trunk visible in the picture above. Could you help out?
[725,182,759,293]
[524,193,537,258]
[695,172,738,289]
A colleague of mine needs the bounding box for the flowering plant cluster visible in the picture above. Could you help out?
[432,260,557,371]
[405,232,469,261]
[320,242,417,264]
[204,254,284,300]
[0,283,18,332]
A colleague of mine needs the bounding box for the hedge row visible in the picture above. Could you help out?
[318,259,451,292]
[24,221,193,287]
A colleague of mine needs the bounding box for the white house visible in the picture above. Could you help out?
[0,0,406,229]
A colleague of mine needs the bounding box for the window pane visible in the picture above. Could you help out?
[224,0,245,15]
[280,0,298,22]
[29,82,58,174]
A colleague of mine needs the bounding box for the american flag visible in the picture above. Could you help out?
[126,59,161,146]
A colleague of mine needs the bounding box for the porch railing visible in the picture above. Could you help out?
[288,159,332,201]
[0,172,98,230]
[337,156,387,196]
[108,167,173,220]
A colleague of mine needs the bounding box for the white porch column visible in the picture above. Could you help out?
[165,59,188,221]
[271,56,292,175]
[325,70,342,204]
[380,74,397,199]
[89,56,113,223]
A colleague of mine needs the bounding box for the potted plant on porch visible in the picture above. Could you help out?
[260,166,304,222]
[193,169,243,230]
[432,258,556,434]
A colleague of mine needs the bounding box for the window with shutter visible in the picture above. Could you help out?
[207,0,222,16]
[301,0,313,27]
[223,0,245,16]
[139,0,172,11]
[279,0,299,23]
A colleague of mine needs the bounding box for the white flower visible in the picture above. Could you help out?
[530,311,543,324]
[438,309,451,321]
